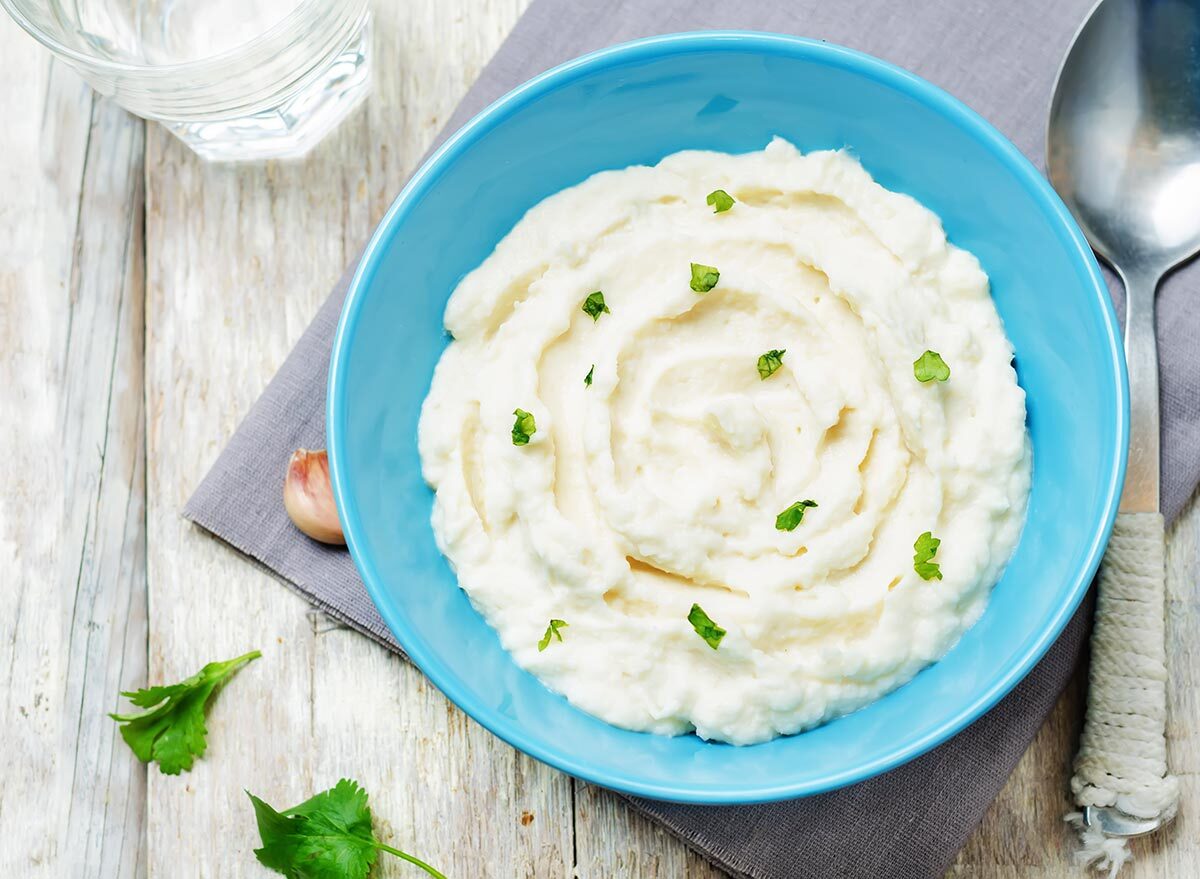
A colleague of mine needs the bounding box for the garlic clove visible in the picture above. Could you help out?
[283,449,345,545]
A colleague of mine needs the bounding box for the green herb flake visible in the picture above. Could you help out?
[757,349,786,380]
[706,189,735,213]
[775,499,818,532]
[512,408,537,446]
[689,262,720,293]
[538,619,568,652]
[913,350,951,383]
[584,365,594,387]
[248,778,446,879]
[688,603,726,649]
[581,291,610,321]
[109,650,260,775]
[913,531,943,580]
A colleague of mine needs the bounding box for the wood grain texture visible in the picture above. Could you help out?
[575,784,725,879]
[143,1,575,876]
[3,0,1198,875]
[0,18,147,879]
[57,92,148,879]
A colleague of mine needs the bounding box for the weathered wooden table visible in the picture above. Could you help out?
[2,3,1196,876]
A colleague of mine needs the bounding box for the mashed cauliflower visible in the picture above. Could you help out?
[418,139,1030,744]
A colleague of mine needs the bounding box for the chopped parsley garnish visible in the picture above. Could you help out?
[913,350,951,382]
[688,604,726,650]
[689,262,720,293]
[511,409,536,446]
[109,650,260,775]
[757,349,786,380]
[538,619,568,651]
[584,365,594,387]
[581,291,610,321]
[775,499,817,532]
[706,189,735,213]
[913,531,943,580]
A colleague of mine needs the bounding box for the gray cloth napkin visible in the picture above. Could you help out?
[185,1,1200,877]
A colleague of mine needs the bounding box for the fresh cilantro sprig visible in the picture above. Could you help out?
[775,499,817,532]
[757,349,786,380]
[706,189,735,213]
[914,531,943,580]
[689,262,720,293]
[913,350,950,382]
[512,408,537,446]
[110,650,260,775]
[688,604,726,649]
[538,619,568,651]
[584,365,594,387]
[248,779,445,879]
[581,291,610,321]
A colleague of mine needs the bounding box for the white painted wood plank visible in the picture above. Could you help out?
[0,43,73,879]
[0,18,147,879]
[310,625,574,878]
[142,1,575,875]
[143,125,324,879]
[57,92,148,879]
[574,784,725,879]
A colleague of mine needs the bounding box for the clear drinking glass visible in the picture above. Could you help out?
[1,0,372,161]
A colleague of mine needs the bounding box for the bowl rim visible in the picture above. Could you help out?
[327,30,1127,804]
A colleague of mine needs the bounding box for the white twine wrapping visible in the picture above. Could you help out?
[1067,511,1179,876]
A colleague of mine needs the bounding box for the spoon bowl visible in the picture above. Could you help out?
[1048,0,1200,278]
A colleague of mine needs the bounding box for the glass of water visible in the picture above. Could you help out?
[1,0,371,161]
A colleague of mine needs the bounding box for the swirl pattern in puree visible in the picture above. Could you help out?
[418,138,1030,744]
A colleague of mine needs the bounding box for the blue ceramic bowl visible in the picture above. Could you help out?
[328,32,1125,803]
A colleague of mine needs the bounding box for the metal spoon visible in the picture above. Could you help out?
[1048,0,1198,841]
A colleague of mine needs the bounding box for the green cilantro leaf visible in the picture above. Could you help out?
[581,291,610,321]
[584,365,594,387]
[109,650,260,775]
[706,189,735,213]
[512,408,536,446]
[537,619,568,652]
[248,778,445,879]
[757,349,786,380]
[689,262,720,293]
[913,531,943,580]
[913,350,950,383]
[775,499,818,532]
[688,603,726,649]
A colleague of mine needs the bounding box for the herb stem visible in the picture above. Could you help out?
[376,843,448,878]
[228,649,263,666]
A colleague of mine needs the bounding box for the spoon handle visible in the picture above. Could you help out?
[1070,512,1178,832]
[1067,267,1177,870]
[1118,267,1160,513]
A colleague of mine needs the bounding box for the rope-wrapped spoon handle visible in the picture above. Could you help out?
[1069,511,1178,865]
